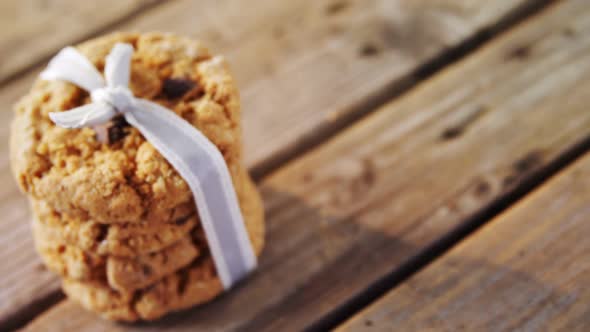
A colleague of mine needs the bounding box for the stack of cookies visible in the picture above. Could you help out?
[10,33,265,321]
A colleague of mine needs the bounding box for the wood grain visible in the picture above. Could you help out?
[22,0,590,330]
[73,0,547,170]
[0,0,538,326]
[339,152,590,332]
[0,0,159,83]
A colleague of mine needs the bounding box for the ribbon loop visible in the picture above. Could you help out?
[40,47,105,91]
[42,43,257,289]
[104,43,133,88]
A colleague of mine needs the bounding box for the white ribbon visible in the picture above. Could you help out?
[41,43,256,289]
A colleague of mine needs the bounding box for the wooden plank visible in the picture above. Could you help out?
[0,0,159,83]
[338,153,590,332]
[100,0,550,170]
[21,0,590,330]
[0,0,540,327]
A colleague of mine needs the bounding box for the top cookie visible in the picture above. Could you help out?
[10,32,243,224]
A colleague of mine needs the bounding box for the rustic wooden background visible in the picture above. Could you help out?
[1,0,589,331]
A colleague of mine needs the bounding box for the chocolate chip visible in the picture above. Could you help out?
[94,115,130,145]
[95,224,108,242]
[174,215,190,226]
[162,78,196,99]
[111,115,130,128]
[142,265,153,276]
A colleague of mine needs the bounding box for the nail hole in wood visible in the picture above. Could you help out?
[359,43,380,57]
[506,44,531,60]
[325,0,349,15]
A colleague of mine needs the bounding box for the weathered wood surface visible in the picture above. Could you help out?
[0,0,159,83]
[124,0,550,169]
[339,153,590,332]
[22,0,590,330]
[0,0,540,327]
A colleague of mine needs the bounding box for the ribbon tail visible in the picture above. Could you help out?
[40,47,105,92]
[125,99,257,289]
[49,103,117,129]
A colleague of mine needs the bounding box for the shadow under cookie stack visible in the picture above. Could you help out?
[10,33,264,321]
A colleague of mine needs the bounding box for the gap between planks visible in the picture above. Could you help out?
[309,129,590,332]
[0,0,561,330]
[338,151,590,331]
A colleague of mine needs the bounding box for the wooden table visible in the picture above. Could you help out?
[1,0,589,331]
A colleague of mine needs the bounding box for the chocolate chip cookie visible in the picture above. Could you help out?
[11,32,244,225]
[10,32,266,321]
[32,199,198,257]
[61,171,265,321]
[33,217,200,293]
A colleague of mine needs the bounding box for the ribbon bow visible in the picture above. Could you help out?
[41,43,256,289]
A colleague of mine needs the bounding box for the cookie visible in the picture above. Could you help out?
[32,199,198,257]
[31,161,254,258]
[33,220,104,281]
[10,32,244,225]
[33,218,200,293]
[60,172,265,321]
[63,258,223,321]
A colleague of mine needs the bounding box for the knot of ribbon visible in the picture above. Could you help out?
[90,86,135,114]
[40,43,257,289]
[42,44,138,128]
